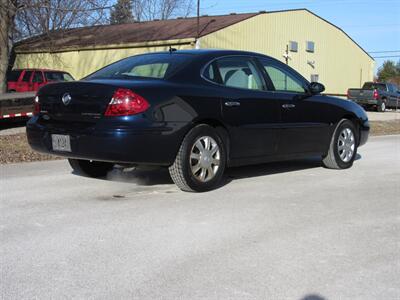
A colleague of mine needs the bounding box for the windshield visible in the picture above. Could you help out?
[362,82,386,91]
[86,53,192,80]
[45,72,74,82]
[7,70,22,81]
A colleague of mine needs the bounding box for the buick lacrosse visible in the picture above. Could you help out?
[27,50,369,192]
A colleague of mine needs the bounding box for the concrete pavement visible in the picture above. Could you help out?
[1,135,399,299]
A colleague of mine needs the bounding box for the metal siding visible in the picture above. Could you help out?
[14,43,193,80]
[200,11,374,94]
[14,10,374,93]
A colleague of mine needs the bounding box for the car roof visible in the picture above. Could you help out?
[139,49,270,59]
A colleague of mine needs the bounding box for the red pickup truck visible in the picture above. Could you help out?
[7,69,74,93]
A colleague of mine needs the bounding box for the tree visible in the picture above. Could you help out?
[377,60,400,83]
[132,0,194,21]
[0,0,110,93]
[0,0,194,93]
[110,0,134,24]
[0,0,18,93]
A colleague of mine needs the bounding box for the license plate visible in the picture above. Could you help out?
[51,134,71,152]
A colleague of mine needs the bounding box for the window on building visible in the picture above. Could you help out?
[289,41,298,52]
[306,41,315,53]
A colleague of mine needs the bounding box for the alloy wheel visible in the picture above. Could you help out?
[190,136,220,182]
[337,128,355,162]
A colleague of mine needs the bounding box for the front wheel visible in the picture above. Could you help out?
[322,120,358,169]
[169,125,227,192]
[68,159,114,178]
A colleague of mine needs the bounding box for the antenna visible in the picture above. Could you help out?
[169,46,177,53]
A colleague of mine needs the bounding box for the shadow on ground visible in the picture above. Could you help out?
[73,154,362,189]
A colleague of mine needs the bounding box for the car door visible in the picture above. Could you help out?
[205,56,280,159]
[388,84,399,108]
[32,71,45,91]
[257,57,332,155]
[17,70,33,92]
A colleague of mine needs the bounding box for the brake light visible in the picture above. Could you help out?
[33,95,40,115]
[105,88,150,116]
[373,89,379,100]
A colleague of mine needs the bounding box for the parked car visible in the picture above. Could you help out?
[27,50,369,192]
[347,82,400,112]
[7,69,74,93]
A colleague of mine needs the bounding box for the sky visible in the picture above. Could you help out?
[199,0,400,74]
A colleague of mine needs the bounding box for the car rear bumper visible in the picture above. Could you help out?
[26,116,189,166]
[352,99,379,106]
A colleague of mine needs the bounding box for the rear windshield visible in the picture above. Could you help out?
[86,53,192,80]
[362,82,387,91]
[7,70,22,81]
[45,72,74,82]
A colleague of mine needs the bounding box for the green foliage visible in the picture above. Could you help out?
[110,0,134,24]
[377,60,400,82]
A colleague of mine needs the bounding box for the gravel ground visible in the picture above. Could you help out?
[1,135,399,299]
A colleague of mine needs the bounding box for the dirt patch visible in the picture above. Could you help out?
[0,133,61,164]
[1,120,399,164]
[370,120,400,136]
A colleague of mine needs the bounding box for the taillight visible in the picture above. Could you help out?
[33,95,40,115]
[347,89,350,99]
[373,89,379,100]
[105,88,150,116]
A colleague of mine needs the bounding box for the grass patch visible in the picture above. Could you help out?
[370,120,400,136]
[0,133,61,164]
[0,120,399,164]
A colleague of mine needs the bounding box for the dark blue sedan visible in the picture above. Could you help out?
[27,50,369,192]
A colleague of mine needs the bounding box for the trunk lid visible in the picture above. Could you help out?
[38,81,116,123]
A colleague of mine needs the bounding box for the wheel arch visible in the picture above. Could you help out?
[192,118,231,161]
[342,114,362,145]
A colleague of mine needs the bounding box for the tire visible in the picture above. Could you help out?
[377,100,386,112]
[169,124,227,192]
[322,119,358,169]
[68,159,114,178]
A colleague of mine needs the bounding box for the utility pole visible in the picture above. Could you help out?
[284,44,289,65]
[195,0,200,49]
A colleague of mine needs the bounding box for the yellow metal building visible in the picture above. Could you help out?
[14,9,374,94]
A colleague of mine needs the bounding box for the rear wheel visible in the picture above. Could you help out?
[169,124,227,192]
[322,119,358,169]
[68,159,114,178]
[377,100,386,112]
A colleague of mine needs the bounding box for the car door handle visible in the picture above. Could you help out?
[282,104,296,109]
[225,101,241,107]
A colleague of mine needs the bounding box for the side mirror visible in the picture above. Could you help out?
[308,82,325,95]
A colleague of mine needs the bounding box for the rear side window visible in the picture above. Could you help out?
[362,82,387,91]
[86,54,192,80]
[7,70,22,81]
[203,57,264,91]
[45,72,74,81]
[32,71,44,83]
[22,71,32,82]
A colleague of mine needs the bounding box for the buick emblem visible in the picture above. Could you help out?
[62,93,72,106]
